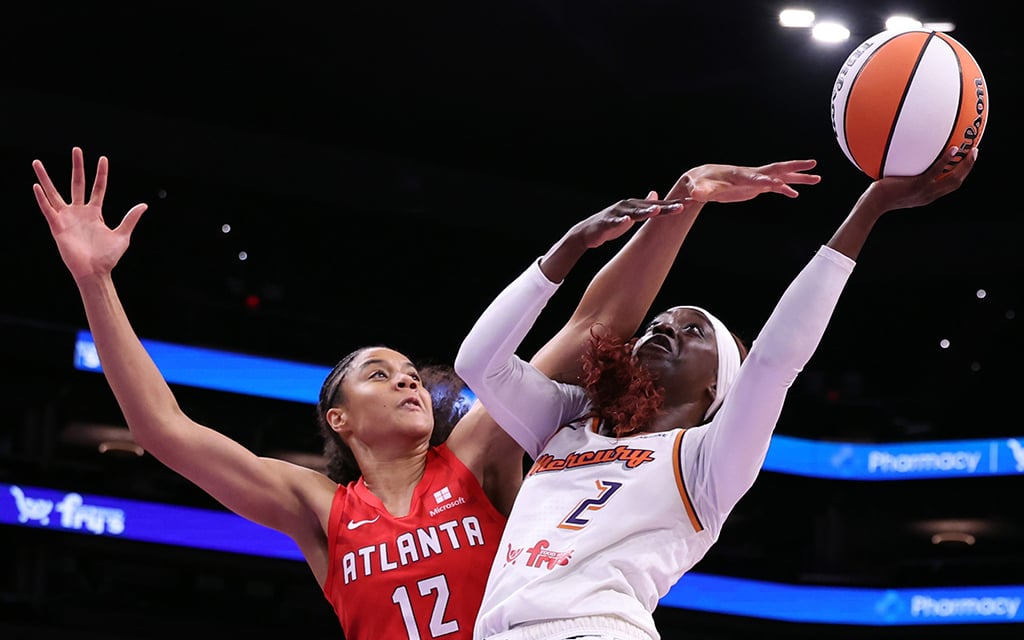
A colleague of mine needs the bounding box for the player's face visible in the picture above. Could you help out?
[336,348,434,446]
[633,307,719,406]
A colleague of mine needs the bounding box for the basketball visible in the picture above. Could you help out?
[830,29,988,180]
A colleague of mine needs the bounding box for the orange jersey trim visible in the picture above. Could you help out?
[673,429,703,532]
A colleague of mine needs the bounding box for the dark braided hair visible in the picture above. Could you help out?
[316,346,472,485]
[316,348,367,485]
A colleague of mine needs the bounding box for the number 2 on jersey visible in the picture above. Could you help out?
[558,479,622,530]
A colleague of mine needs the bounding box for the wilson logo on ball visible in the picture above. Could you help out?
[830,29,988,180]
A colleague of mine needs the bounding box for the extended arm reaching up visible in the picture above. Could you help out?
[531,159,822,380]
[32,148,333,576]
[697,147,979,514]
[455,158,822,456]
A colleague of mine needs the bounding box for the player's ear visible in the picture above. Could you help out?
[326,407,350,434]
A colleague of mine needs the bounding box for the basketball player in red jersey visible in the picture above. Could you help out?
[31,146,818,639]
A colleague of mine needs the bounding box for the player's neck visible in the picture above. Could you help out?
[360,451,428,517]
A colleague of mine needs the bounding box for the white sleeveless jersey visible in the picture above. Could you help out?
[456,246,856,640]
[477,415,723,639]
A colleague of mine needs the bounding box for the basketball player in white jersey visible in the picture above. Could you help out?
[456,147,978,640]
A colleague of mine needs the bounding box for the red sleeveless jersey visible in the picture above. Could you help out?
[323,444,506,639]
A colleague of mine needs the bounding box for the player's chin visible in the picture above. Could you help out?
[411,417,436,437]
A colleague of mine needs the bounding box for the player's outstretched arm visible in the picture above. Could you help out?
[32,147,332,543]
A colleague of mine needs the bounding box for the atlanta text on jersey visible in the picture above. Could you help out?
[340,516,486,584]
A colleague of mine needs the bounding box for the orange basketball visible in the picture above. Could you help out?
[830,29,989,179]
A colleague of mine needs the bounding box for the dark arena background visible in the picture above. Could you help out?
[0,2,1020,639]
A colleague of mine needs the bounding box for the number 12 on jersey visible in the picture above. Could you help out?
[392,574,458,639]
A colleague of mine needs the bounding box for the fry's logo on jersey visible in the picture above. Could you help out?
[504,540,573,569]
[528,445,655,476]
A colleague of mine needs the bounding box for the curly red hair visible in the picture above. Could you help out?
[580,328,664,437]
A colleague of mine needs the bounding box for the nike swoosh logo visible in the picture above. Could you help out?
[347,515,381,530]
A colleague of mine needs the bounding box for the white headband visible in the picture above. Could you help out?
[675,305,741,420]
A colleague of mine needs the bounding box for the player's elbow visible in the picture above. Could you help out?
[453,347,483,388]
